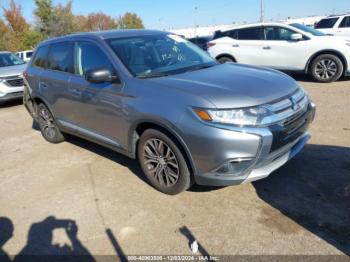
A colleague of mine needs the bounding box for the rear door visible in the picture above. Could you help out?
[68,40,125,145]
[259,26,308,70]
[231,26,266,65]
[40,41,76,124]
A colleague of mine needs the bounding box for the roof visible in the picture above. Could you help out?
[0,51,11,54]
[39,29,168,46]
[218,22,291,32]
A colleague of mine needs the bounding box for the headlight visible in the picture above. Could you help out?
[194,106,272,127]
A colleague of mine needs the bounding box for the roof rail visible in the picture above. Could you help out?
[327,13,350,17]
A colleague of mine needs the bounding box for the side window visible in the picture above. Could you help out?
[315,18,339,29]
[339,16,350,28]
[74,41,114,77]
[32,45,50,68]
[47,42,74,73]
[237,27,264,40]
[227,30,238,40]
[265,27,296,41]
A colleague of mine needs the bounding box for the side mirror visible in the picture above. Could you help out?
[85,68,119,84]
[290,33,303,41]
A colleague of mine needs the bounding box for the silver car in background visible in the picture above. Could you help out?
[0,52,26,103]
[23,30,316,195]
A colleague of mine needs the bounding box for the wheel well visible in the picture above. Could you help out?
[307,51,347,74]
[134,122,195,175]
[216,54,236,62]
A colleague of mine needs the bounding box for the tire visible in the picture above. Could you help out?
[37,103,65,143]
[310,54,343,83]
[217,56,235,64]
[137,129,192,195]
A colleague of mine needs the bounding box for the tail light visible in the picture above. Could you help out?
[207,42,216,48]
[23,70,29,80]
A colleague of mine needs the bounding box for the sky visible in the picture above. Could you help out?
[3,0,350,29]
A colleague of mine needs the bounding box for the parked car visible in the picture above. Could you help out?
[315,14,350,37]
[208,22,350,82]
[16,50,34,63]
[0,52,26,103]
[23,30,316,195]
[188,36,212,50]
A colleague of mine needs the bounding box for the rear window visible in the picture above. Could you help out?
[32,45,50,68]
[339,16,350,28]
[47,42,74,73]
[315,18,339,29]
[27,52,33,58]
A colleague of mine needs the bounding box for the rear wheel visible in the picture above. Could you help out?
[217,56,235,64]
[37,103,65,143]
[310,54,343,83]
[137,129,192,195]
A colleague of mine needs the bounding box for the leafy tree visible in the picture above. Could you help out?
[86,12,117,31]
[0,19,8,50]
[21,30,44,50]
[1,0,29,51]
[34,0,54,36]
[46,1,77,37]
[118,12,144,29]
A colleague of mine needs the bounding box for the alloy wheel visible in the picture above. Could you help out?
[38,107,56,139]
[142,138,180,187]
[315,59,338,80]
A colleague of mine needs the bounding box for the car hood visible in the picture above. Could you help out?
[0,64,27,78]
[150,63,299,108]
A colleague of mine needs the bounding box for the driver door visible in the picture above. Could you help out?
[68,40,125,145]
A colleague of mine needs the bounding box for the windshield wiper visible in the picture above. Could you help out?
[137,72,170,79]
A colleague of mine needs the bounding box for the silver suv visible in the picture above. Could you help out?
[0,52,26,103]
[23,30,316,195]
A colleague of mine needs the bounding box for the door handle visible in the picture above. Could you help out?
[70,88,82,96]
[263,46,271,50]
[40,82,48,89]
[232,44,240,47]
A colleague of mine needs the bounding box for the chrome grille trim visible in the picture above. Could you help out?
[262,89,309,126]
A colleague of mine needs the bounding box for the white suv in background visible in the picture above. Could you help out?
[0,52,26,103]
[315,14,350,37]
[16,50,34,63]
[207,22,350,82]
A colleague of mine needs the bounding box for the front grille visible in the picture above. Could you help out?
[267,89,312,152]
[5,77,24,87]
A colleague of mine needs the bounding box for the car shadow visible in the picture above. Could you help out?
[253,144,350,255]
[0,100,22,108]
[288,72,350,83]
[66,135,150,185]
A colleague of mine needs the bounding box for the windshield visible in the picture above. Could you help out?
[290,23,327,36]
[0,53,25,67]
[107,34,217,78]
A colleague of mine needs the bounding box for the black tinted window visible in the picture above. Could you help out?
[340,16,350,28]
[75,41,114,76]
[265,27,296,40]
[237,27,264,40]
[32,45,50,68]
[47,42,74,73]
[213,30,238,40]
[315,18,339,29]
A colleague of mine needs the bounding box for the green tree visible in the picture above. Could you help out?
[20,30,43,50]
[34,0,54,37]
[118,12,144,29]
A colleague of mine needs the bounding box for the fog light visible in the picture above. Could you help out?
[215,159,253,177]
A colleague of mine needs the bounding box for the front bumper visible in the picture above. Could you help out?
[0,91,23,102]
[185,102,316,187]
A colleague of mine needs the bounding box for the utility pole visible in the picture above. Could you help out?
[260,0,265,22]
[194,6,200,37]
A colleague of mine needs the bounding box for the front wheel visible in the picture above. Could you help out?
[310,54,343,83]
[217,56,235,64]
[137,129,192,195]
